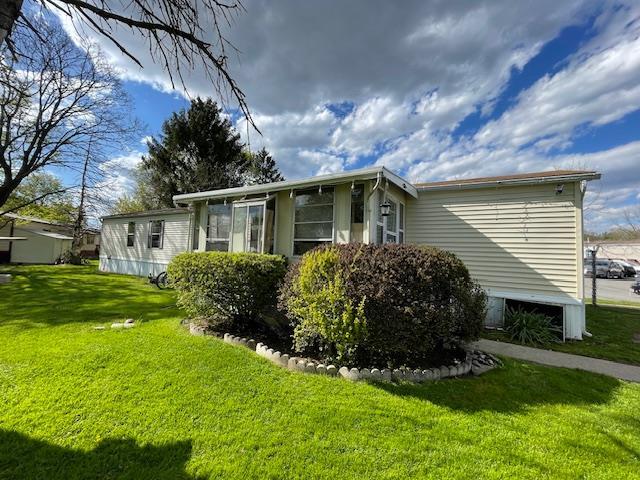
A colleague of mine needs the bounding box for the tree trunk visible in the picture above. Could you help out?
[71,148,91,259]
[0,0,23,46]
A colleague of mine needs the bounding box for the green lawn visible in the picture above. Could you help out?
[484,304,640,366]
[1,264,639,479]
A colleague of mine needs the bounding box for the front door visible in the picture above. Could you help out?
[231,202,265,253]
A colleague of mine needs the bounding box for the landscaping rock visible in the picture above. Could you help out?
[338,366,350,378]
[111,323,123,329]
[124,318,134,324]
[370,368,382,380]
[123,323,135,329]
[381,369,392,381]
[316,364,327,375]
[326,365,337,376]
[247,339,256,350]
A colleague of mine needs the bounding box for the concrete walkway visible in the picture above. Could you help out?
[473,339,640,383]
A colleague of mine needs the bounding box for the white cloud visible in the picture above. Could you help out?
[50,0,640,232]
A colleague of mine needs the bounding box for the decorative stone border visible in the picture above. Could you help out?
[213,329,500,382]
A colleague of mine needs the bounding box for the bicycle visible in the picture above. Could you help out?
[148,271,169,289]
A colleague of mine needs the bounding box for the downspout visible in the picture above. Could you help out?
[365,172,384,244]
[186,203,194,252]
[580,180,592,338]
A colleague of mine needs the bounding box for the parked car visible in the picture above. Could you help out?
[590,259,624,279]
[626,259,640,275]
[611,259,638,278]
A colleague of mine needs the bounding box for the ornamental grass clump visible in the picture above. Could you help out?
[504,306,562,346]
[168,251,286,331]
[280,243,486,367]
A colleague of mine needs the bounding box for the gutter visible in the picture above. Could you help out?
[416,173,601,192]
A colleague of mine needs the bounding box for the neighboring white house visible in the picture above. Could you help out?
[99,167,600,340]
[0,213,101,264]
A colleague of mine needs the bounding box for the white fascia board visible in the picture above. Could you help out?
[172,166,418,203]
[416,172,601,191]
[485,288,583,306]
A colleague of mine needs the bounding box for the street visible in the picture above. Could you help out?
[584,276,640,302]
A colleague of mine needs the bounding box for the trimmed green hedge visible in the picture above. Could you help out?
[280,244,486,367]
[168,252,287,330]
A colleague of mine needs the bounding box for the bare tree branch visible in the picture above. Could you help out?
[1,0,257,131]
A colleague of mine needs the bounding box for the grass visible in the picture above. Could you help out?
[0,264,639,479]
[484,304,640,366]
[587,298,640,308]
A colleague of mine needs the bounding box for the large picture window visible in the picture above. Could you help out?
[126,222,135,247]
[147,220,164,249]
[206,202,231,251]
[293,187,334,255]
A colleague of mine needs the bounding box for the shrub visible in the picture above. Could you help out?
[168,252,287,331]
[280,243,486,367]
[504,306,561,346]
[283,248,367,362]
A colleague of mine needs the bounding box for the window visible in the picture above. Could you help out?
[126,222,135,247]
[84,234,95,245]
[206,202,231,251]
[377,192,405,244]
[293,187,334,255]
[351,184,364,224]
[147,220,164,249]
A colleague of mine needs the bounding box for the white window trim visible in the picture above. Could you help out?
[126,221,135,248]
[206,202,232,251]
[147,220,164,249]
[292,187,335,256]
[377,192,405,244]
[230,199,268,254]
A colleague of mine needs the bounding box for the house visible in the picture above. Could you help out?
[0,213,101,264]
[99,167,600,339]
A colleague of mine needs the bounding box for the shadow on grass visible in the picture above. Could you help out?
[0,430,205,480]
[374,360,623,413]
[1,264,181,329]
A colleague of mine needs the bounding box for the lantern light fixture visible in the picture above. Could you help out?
[380,201,391,217]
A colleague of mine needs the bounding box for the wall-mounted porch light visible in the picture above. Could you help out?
[379,201,391,217]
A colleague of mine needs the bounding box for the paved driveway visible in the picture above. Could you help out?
[583,276,639,302]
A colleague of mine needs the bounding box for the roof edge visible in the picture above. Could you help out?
[415,171,601,191]
[172,166,418,203]
[101,207,191,221]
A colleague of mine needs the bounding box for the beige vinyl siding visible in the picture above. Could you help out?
[275,190,294,257]
[406,182,580,298]
[335,183,351,244]
[101,213,191,265]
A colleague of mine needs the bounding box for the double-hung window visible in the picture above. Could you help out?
[377,192,405,244]
[126,222,135,247]
[147,220,164,249]
[206,202,232,251]
[293,187,334,255]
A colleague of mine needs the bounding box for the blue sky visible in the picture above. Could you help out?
[55,1,640,232]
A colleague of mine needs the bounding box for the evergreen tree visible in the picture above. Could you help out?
[245,148,285,185]
[142,98,248,208]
